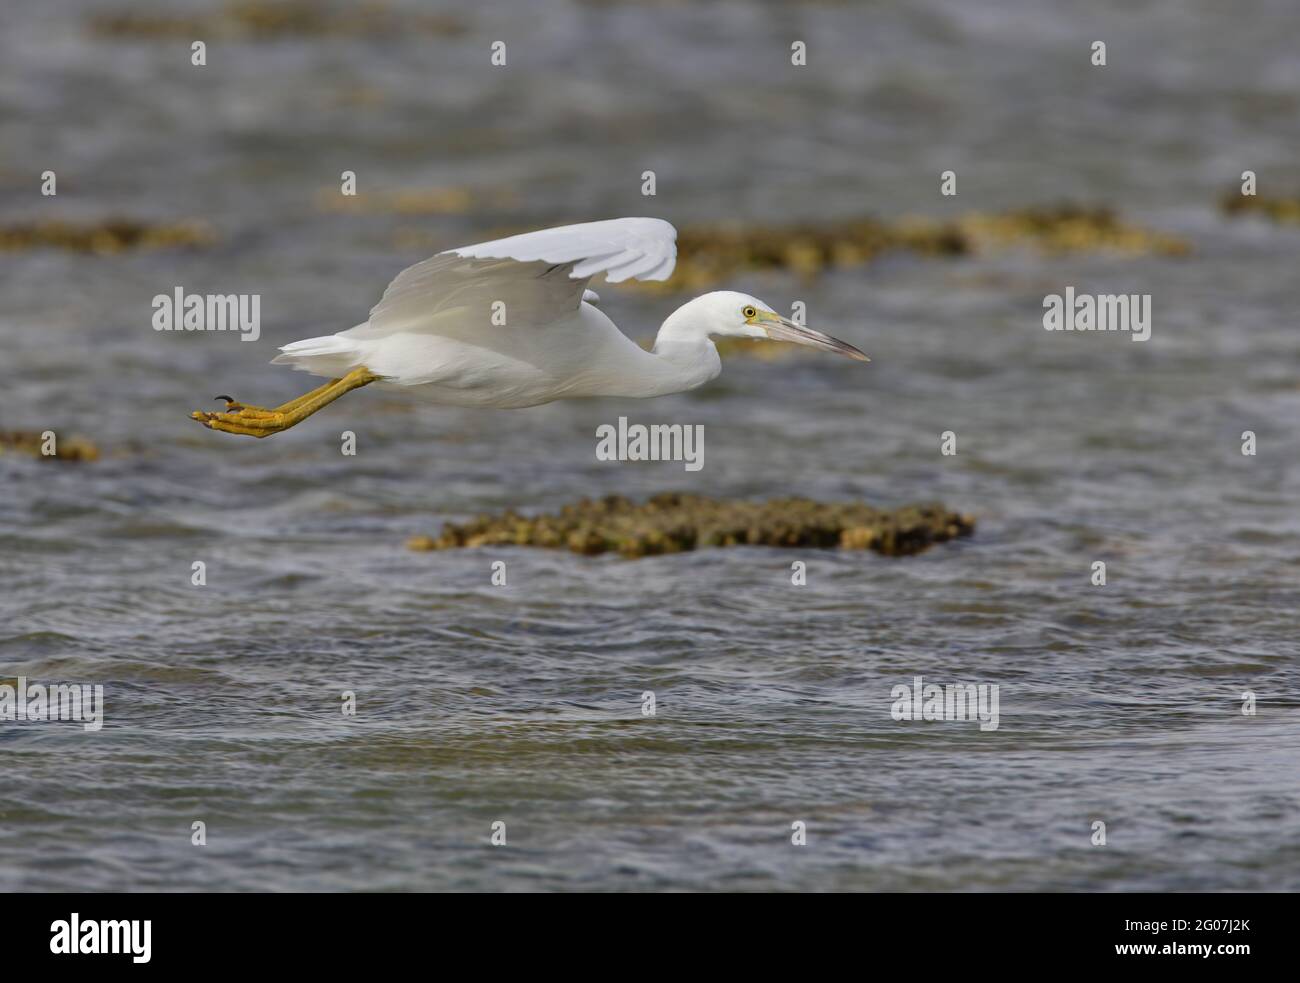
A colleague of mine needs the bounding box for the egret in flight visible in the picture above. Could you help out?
[190,218,868,438]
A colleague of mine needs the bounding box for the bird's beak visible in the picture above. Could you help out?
[759,313,870,362]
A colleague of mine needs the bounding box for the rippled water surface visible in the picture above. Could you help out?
[2,0,1299,891]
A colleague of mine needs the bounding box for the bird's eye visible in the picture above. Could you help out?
[742,306,757,319]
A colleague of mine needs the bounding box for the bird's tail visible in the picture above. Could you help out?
[270,328,366,378]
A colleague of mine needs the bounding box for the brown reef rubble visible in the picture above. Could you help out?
[652,206,1190,292]
[1220,191,1300,225]
[0,431,100,462]
[320,187,479,216]
[88,1,466,40]
[408,493,974,559]
[0,219,214,254]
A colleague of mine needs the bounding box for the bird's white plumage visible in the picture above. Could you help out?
[269,217,865,411]
[350,217,674,337]
[445,217,676,283]
[273,218,684,404]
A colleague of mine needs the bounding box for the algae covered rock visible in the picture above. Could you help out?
[88,1,467,40]
[0,219,213,255]
[0,431,100,462]
[1220,191,1300,225]
[639,206,1189,292]
[408,493,974,558]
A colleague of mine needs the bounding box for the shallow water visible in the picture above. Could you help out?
[1,0,1298,891]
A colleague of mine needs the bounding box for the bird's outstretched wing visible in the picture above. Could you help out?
[446,217,676,283]
[359,218,676,337]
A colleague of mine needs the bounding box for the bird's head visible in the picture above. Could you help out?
[682,290,870,361]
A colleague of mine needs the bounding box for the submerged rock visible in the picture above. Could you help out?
[0,219,214,254]
[408,493,974,558]
[319,184,522,217]
[88,1,467,39]
[640,206,1190,292]
[1220,191,1300,225]
[0,431,100,462]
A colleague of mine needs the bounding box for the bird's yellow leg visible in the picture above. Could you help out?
[189,367,379,438]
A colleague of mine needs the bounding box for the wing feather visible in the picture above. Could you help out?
[355,218,676,340]
[448,217,676,283]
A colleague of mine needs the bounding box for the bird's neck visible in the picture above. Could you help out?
[653,302,715,349]
[644,307,721,395]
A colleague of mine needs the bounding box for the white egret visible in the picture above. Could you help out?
[190,217,869,438]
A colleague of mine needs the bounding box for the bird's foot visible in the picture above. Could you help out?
[189,369,378,439]
[190,396,288,438]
